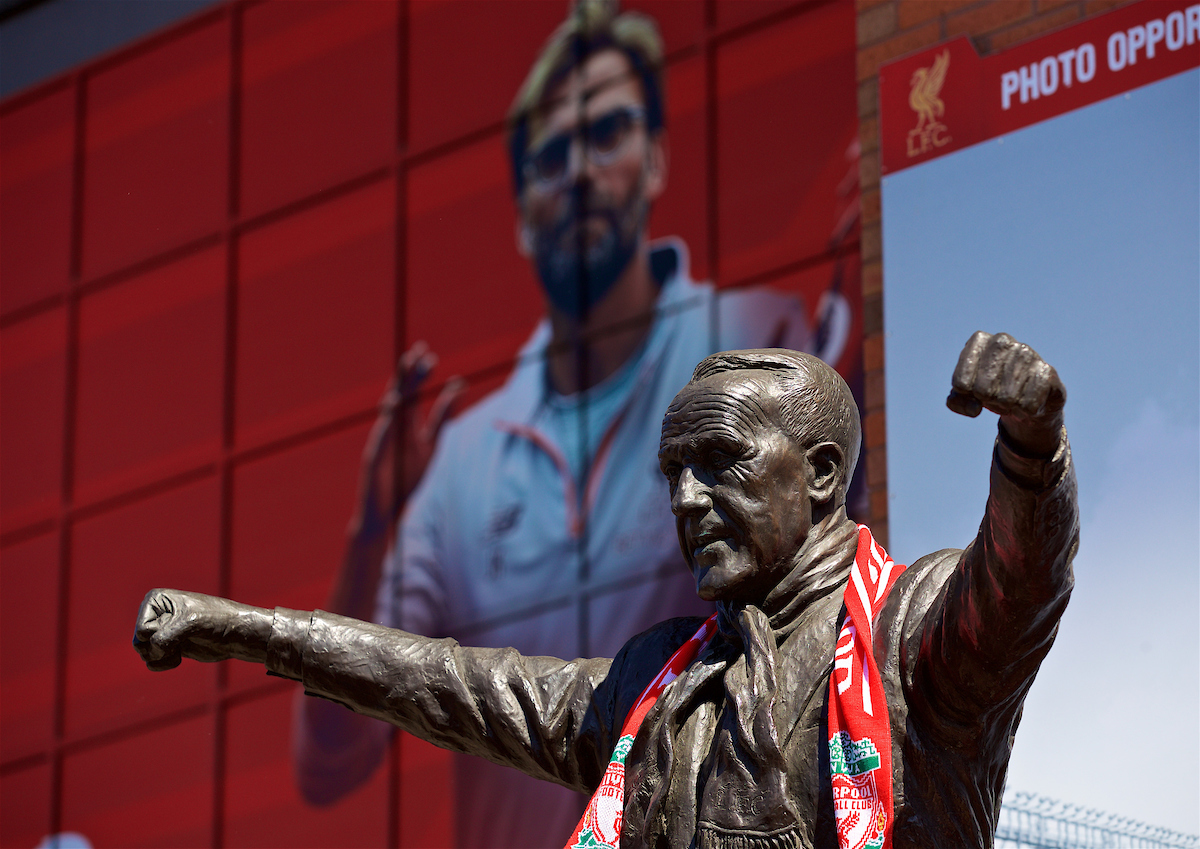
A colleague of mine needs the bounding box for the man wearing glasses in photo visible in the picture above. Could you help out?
[293,1,849,845]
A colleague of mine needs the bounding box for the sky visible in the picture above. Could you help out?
[882,68,1199,834]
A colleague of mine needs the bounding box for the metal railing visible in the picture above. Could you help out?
[996,791,1198,849]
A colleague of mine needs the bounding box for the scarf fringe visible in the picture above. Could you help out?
[697,824,802,849]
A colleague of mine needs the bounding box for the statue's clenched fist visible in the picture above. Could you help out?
[133,589,273,671]
[947,331,1066,455]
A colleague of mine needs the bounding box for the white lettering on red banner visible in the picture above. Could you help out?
[880,0,1200,174]
[1001,3,1197,110]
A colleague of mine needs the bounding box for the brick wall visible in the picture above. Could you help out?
[854,0,1140,546]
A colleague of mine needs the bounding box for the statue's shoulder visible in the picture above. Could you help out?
[905,548,962,585]
[873,547,975,677]
[883,548,964,636]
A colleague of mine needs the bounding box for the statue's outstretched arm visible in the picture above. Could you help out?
[133,590,617,793]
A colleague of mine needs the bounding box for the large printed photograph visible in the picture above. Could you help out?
[0,1,864,847]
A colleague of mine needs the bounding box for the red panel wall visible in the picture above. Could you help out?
[0,1,858,846]
[81,19,230,280]
[0,87,74,314]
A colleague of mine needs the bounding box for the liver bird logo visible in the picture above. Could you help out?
[909,50,950,130]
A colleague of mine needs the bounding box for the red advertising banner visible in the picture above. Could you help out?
[880,0,1200,174]
[0,3,865,848]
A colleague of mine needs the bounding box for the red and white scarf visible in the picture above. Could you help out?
[566,615,719,849]
[828,525,906,849]
[565,524,904,849]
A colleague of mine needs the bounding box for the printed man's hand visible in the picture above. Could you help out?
[351,342,465,541]
[947,331,1066,456]
[133,589,272,671]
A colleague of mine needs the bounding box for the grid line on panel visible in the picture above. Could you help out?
[0,75,72,115]
[451,557,693,644]
[726,243,862,293]
[0,167,388,332]
[213,5,245,845]
[0,750,50,778]
[574,13,593,656]
[66,69,86,313]
[73,4,232,89]
[665,41,703,67]
[227,1,244,225]
[0,519,56,548]
[67,464,222,527]
[0,293,68,329]
[218,675,293,711]
[396,0,410,158]
[223,2,244,457]
[232,408,383,470]
[389,730,402,849]
[46,66,89,841]
[391,3,409,843]
[50,524,70,839]
[211,678,229,849]
[714,0,839,48]
[704,0,720,352]
[54,701,218,763]
[234,166,392,240]
[71,234,227,303]
[403,118,509,171]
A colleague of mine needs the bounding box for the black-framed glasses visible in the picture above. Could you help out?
[522,105,647,192]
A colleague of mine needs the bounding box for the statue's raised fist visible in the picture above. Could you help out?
[133,589,272,671]
[947,331,1066,455]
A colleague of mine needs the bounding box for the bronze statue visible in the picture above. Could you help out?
[134,331,1077,848]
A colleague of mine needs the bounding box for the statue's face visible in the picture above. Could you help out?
[659,372,816,603]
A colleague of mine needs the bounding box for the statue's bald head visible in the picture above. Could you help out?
[687,349,861,503]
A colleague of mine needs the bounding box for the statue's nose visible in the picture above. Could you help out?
[671,467,711,517]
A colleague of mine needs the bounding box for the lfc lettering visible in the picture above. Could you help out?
[907,49,952,158]
[906,122,951,157]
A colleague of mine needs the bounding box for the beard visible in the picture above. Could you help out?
[531,183,648,321]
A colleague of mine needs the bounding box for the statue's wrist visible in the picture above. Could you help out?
[998,412,1064,459]
[995,420,1069,490]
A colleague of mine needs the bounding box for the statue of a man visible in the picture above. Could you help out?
[134,332,1077,848]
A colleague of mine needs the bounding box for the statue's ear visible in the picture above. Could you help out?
[805,441,846,505]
